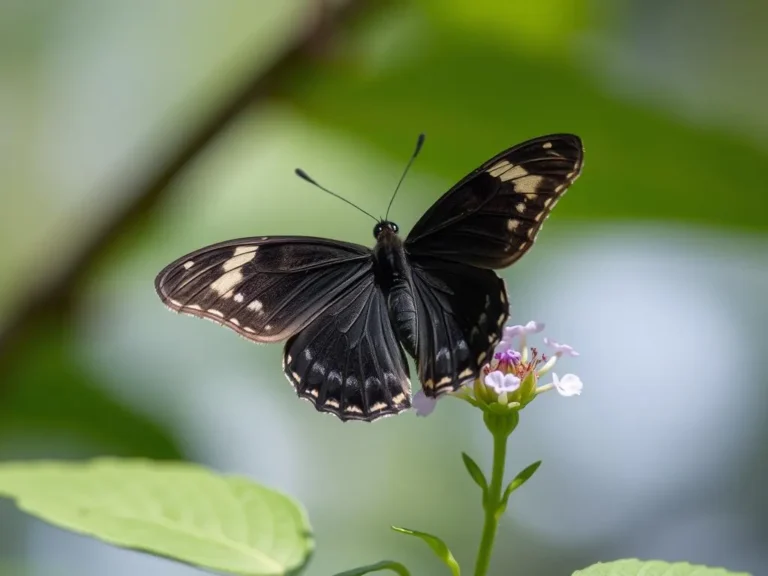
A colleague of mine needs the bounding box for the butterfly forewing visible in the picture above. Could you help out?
[406,134,583,269]
[155,237,372,343]
[283,275,411,421]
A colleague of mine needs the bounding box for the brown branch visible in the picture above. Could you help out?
[0,0,379,372]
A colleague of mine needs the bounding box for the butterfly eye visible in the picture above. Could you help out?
[373,223,383,238]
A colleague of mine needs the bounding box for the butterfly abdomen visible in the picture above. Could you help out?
[373,225,419,358]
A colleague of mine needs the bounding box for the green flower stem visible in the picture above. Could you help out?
[473,412,514,576]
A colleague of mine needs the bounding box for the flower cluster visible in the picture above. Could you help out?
[413,321,583,416]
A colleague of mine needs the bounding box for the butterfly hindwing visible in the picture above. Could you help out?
[283,275,411,421]
[411,256,509,397]
[406,134,584,269]
[154,237,372,343]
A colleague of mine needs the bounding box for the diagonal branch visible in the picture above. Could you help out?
[0,0,380,371]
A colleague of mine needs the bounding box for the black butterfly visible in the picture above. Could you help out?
[155,134,584,422]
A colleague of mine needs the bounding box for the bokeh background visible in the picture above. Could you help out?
[1,1,767,575]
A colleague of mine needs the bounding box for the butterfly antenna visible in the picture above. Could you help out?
[295,168,378,223]
[385,133,425,221]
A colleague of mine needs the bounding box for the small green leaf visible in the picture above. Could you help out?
[497,460,541,517]
[573,559,751,576]
[0,459,314,576]
[391,526,460,576]
[461,452,488,495]
[333,560,411,576]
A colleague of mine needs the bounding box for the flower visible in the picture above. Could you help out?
[543,337,579,357]
[412,319,582,417]
[503,321,545,340]
[413,390,437,416]
[551,373,583,397]
[484,371,521,394]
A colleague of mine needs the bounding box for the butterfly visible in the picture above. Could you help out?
[155,134,584,422]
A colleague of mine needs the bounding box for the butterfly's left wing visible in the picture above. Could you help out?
[155,236,411,421]
[405,134,583,269]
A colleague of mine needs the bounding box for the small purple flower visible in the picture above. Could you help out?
[484,370,521,394]
[413,390,437,416]
[543,337,580,357]
[551,373,583,397]
[494,349,522,364]
[503,321,545,341]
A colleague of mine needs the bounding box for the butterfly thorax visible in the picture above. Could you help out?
[373,222,419,358]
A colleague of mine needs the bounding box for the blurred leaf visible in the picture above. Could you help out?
[460,452,488,495]
[0,322,180,458]
[0,459,314,576]
[573,559,751,576]
[333,561,411,576]
[497,460,541,517]
[289,22,768,233]
[391,526,460,576]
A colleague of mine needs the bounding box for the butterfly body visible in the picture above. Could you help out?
[372,221,419,358]
[155,134,584,422]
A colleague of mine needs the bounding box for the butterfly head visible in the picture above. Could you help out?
[374,220,399,239]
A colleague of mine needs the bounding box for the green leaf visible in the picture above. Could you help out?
[333,560,411,576]
[497,460,541,517]
[573,559,751,576]
[391,526,460,576]
[461,452,488,495]
[0,459,313,576]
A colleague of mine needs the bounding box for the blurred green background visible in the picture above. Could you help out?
[1,0,767,575]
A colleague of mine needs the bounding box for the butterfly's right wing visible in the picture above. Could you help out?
[154,236,373,343]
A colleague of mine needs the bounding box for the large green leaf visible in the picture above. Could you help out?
[573,559,751,576]
[0,459,314,576]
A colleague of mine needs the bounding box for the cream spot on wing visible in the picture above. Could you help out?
[500,289,507,304]
[187,304,202,311]
[183,261,195,270]
[308,388,319,398]
[222,246,257,272]
[261,236,269,240]
[230,318,240,326]
[499,165,529,182]
[243,326,255,333]
[247,299,263,312]
[487,160,511,177]
[265,324,272,331]
[392,393,406,405]
[345,405,363,414]
[477,351,487,364]
[459,368,474,379]
[437,376,452,387]
[286,354,292,364]
[543,198,554,208]
[497,315,505,327]
[370,402,388,411]
[518,241,529,251]
[169,299,182,307]
[488,333,497,343]
[424,378,435,390]
[516,203,525,213]
[325,398,340,408]
[514,175,545,195]
[210,269,243,296]
[207,309,225,318]
[234,293,244,303]
[291,371,301,383]
[507,219,520,231]
[542,142,553,149]
[555,184,566,193]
